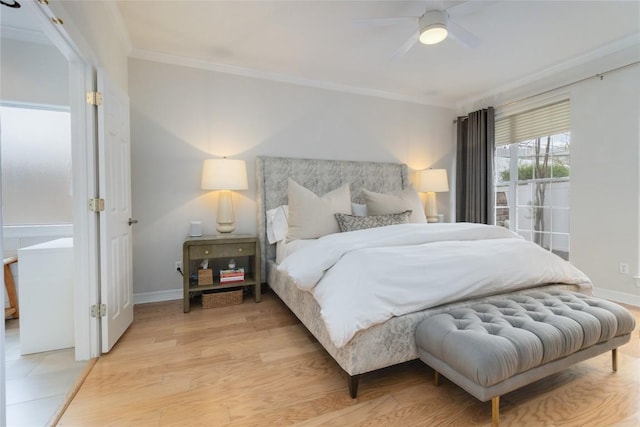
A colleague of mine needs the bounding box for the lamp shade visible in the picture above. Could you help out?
[201,158,248,191]
[416,168,449,193]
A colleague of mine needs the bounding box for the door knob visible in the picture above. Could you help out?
[128,218,138,226]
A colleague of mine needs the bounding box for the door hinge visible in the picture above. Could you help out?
[86,91,103,106]
[89,198,105,212]
[91,304,107,317]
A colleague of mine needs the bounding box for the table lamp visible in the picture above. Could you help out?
[201,158,248,233]
[417,168,449,223]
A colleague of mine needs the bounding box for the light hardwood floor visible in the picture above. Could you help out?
[59,290,639,426]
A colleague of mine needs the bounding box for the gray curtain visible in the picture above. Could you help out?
[456,107,495,224]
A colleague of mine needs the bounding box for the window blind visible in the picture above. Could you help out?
[494,99,570,147]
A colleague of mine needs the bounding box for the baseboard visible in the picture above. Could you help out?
[593,286,640,307]
[133,288,182,304]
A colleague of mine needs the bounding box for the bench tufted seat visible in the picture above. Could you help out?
[415,290,635,426]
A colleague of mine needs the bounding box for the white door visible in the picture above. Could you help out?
[97,69,134,352]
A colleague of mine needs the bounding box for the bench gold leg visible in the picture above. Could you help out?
[434,370,440,386]
[492,396,500,427]
[612,348,618,372]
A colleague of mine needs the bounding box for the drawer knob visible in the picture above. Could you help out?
[237,248,243,253]
[204,250,210,255]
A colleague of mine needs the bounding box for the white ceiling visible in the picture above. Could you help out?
[3,1,639,107]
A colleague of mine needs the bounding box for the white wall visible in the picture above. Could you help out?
[128,58,455,298]
[570,64,640,300]
[50,0,130,90]
[0,38,68,106]
[458,43,640,303]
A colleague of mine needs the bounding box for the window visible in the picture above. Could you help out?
[0,105,72,225]
[494,100,571,260]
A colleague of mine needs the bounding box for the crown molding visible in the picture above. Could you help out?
[457,33,640,111]
[128,48,456,109]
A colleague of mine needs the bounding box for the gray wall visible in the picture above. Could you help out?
[128,58,456,298]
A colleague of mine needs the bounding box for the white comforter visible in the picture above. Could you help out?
[278,223,592,348]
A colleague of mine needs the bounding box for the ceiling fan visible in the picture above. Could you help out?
[354,2,481,59]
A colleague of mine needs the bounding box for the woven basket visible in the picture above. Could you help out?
[202,289,243,309]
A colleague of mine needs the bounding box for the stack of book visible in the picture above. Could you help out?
[219,268,245,283]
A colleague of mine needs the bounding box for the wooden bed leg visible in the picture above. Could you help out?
[348,374,360,399]
[612,348,618,372]
[434,370,440,386]
[492,396,500,427]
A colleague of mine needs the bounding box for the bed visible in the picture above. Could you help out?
[255,156,592,397]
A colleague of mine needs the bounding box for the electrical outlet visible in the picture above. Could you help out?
[619,262,629,275]
[175,261,182,272]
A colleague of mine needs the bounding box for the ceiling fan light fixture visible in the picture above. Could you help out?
[419,10,449,45]
[420,25,448,44]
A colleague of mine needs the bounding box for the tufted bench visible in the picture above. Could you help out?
[415,290,636,427]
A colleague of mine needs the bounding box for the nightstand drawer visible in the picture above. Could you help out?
[189,242,255,259]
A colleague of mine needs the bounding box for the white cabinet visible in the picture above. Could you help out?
[18,238,74,354]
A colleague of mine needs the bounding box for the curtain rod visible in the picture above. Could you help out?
[454,60,640,123]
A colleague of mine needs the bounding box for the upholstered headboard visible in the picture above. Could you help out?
[255,156,409,278]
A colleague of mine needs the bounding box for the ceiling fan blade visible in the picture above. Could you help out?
[352,16,417,27]
[447,20,480,48]
[446,0,498,15]
[391,30,419,61]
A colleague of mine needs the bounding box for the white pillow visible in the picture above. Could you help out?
[362,186,427,223]
[287,178,352,240]
[267,203,363,243]
[266,205,289,244]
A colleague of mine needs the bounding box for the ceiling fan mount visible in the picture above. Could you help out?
[418,10,449,45]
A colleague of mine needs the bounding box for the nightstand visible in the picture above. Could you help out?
[183,234,261,313]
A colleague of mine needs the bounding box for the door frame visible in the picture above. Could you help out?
[24,1,101,360]
[1,3,101,422]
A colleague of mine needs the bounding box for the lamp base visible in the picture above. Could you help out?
[216,190,236,234]
[425,191,439,223]
[216,223,235,233]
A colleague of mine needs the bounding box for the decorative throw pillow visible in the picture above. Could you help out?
[362,187,427,223]
[335,211,412,232]
[287,178,352,240]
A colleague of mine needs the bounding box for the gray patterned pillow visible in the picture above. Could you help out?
[334,210,412,232]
